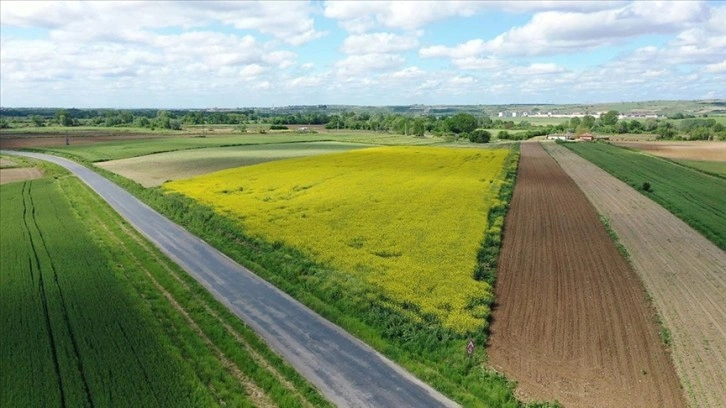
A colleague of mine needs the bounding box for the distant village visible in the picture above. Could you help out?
[497,111,661,119]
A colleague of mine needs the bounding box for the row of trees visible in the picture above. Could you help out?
[2,107,724,141]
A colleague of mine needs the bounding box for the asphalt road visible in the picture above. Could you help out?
[4,150,459,408]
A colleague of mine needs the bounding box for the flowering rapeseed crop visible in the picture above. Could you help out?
[166,146,509,333]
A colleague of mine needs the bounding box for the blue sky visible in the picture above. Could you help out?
[1,1,724,108]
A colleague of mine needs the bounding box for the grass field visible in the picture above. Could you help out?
[166,146,508,334]
[674,159,726,177]
[37,132,442,162]
[562,142,726,249]
[40,134,334,161]
[97,141,371,187]
[0,164,330,407]
[0,126,185,134]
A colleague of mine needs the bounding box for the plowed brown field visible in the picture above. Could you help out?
[545,142,726,408]
[488,143,685,407]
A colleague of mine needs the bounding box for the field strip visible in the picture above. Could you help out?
[113,220,318,408]
[93,217,277,408]
[3,150,459,408]
[544,142,726,408]
[20,181,67,406]
[488,142,685,407]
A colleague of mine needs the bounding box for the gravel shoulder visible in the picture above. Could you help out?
[544,142,726,407]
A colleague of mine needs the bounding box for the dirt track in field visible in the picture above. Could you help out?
[614,141,726,161]
[488,142,685,407]
[545,142,726,408]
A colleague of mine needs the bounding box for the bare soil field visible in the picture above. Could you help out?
[0,168,43,184]
[614,141,726,161]
[544,142,726,408]
[488,142,685,407]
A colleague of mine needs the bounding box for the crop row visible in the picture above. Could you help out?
[562,141,726,249]
[1,167,329,407]
[1,177,206,407]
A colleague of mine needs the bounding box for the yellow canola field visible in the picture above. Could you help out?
[166,146,509,333]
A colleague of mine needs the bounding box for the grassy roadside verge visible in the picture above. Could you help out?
[32,147,550,406]
[1,160,330,407]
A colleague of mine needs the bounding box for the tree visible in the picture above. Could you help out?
[581,115,596,129]
[656,122,677,140]
[468,129,491,143]
[413,118,425,137]
[30,115,45,127]
[446,113,478,134]
[569,117,581,130]
[55,109,72,126]
[600,110,619,126]
[628,120,644,133]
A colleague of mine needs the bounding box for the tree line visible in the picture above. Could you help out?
[2,107,723,141]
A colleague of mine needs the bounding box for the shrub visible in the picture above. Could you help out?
[469,129,491,143]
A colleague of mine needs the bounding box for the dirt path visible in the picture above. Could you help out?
[488,142,685,407]
[544,142,726,407]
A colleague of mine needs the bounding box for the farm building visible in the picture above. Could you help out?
[579,133,595,141]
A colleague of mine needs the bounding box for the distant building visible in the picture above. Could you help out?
[547,133,573,141]
[579,133,595,141]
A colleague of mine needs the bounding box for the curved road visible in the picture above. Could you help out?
[4,151,458,408]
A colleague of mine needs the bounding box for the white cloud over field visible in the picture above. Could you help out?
[0,0,723,107]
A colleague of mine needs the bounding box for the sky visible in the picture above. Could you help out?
[1,1,724,109]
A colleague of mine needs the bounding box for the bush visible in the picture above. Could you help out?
[469,129,491,143]
[270,125,289,130]
[642,182,652,192]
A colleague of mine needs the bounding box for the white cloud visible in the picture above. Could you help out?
[324,1,480,32]
[704,60,726,74]
[390,66,426,79]
[1,1,325,45]
[452,57,505,71]
[288,75,326,88]
[240,64,266,77]
[421,1,711,58]
[449,75,477,85]
[341,32,419,55]
[335,53,405,73]
[509,63,567,76]
[323,1,629,33]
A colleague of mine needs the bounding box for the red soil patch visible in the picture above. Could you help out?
[615,141,726,161]
[487,143,685,407]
